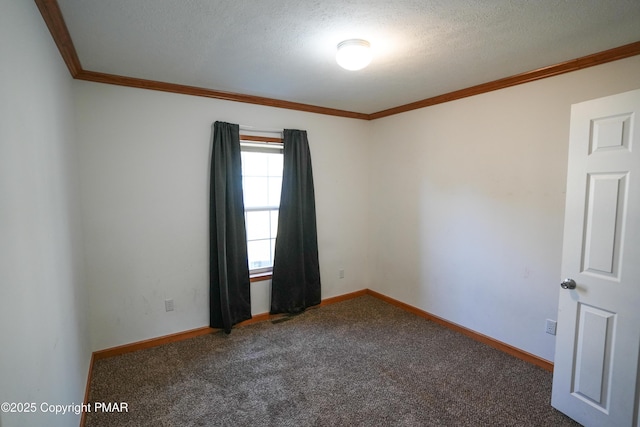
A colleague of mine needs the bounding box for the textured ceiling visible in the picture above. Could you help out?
[57,0,640,115]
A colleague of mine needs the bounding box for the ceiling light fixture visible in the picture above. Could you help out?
[336,39,371,71]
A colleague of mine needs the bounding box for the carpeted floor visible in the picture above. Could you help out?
[85,295,580,426]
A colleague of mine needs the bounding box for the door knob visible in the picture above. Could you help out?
[561,278,577,290]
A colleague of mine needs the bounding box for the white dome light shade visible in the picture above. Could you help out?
[336,39,371,71]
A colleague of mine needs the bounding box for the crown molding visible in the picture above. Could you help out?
[74,70,370,120]
[369,40,640,119]
[36,0,640,121]
[34,0,82,76]
[34,0,368,120]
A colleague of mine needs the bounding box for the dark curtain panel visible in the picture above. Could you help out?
[209,121,251,333]
[271,129,321,314]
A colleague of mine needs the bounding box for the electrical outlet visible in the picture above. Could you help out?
[165,299,174,312]
[339,269,345,279]
[545,319,557,335]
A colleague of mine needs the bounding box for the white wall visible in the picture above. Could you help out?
[1,7,638,426]
[73,54,640,360]
[73,82,371,350]
[369,56,640,362]
[0,2,90,427]
[9,0,636,372]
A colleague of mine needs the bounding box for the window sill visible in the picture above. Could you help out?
[250,271,272,282]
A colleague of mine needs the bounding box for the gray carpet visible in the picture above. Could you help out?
[86,295,580,426]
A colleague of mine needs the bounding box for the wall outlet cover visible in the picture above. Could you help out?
[545,319,557,335]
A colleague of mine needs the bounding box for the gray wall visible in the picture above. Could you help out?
[0,2,91,426]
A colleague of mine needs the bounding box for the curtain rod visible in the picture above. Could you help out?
[239,125,284,134]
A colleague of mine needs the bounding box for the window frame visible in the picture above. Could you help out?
[240,134,283,281]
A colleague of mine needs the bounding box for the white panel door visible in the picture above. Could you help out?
[552,88,640,427]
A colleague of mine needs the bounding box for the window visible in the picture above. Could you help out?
[240,138,283,274]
